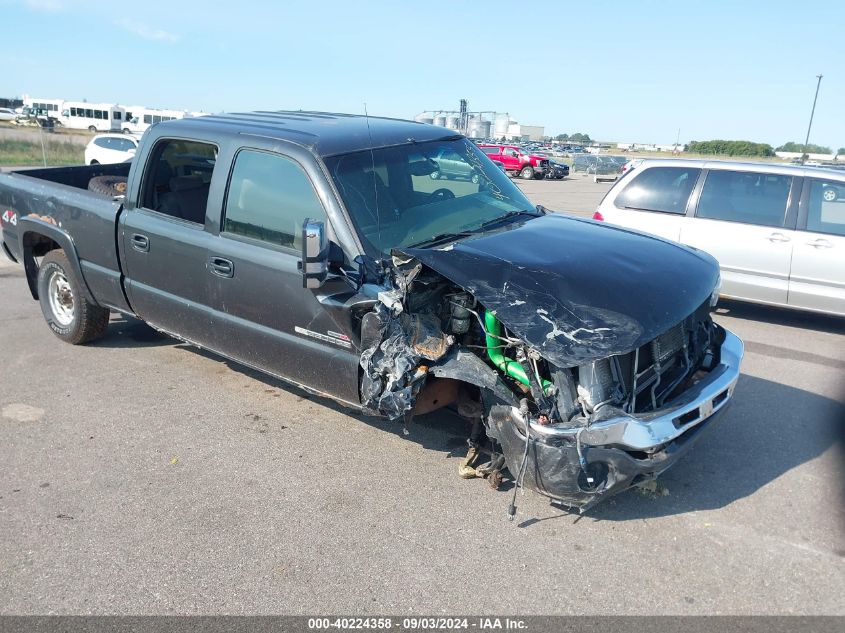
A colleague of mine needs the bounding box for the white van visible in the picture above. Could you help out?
[60,102,125,132]
[594,159,845,317]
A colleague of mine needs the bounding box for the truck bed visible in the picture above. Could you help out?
[0,162,132,312]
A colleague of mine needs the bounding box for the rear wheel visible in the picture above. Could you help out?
[37,250,109,345]
[520,165,534,180]
[430,170,440,180]
[823,187,837,202]
[88,125,97,133]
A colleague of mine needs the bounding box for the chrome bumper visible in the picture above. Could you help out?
[529,328,744,451]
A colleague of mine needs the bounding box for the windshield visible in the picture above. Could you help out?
[325,139,536,255]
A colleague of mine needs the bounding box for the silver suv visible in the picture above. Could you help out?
[595,159,845,317]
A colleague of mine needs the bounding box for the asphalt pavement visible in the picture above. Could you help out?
[0,176,843,615]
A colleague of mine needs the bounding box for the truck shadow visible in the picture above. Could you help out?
[89,314,173,348]
[99,315,842,523]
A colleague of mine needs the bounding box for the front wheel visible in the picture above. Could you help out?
[520,165,535,180]
[823,187,837,202]
[88,125,97,133]
[37,250,109,345]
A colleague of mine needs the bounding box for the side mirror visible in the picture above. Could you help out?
[301,218,329,289]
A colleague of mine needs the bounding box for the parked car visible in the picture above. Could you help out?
[0,108,16,122]
[594,159,845,316]
[430,147,481,183]
[572,155,622,181]
[0,113,740,512]
[545,161,570,179]
[478,144,549,179]
[84,133,140,165]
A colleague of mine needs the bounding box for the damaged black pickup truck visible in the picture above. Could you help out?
[0,111,743,512]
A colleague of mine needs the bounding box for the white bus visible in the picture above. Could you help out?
[22,97,64,118]
[121,107,188,134]
[60,102,125,132]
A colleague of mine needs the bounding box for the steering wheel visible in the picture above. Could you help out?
[426,188,455,203]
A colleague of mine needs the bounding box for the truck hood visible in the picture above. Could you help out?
[401,213,719,367]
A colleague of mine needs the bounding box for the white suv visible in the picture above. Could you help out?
[84,133,139,165]
[594,159,845,317]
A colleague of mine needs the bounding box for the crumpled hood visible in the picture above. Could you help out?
[402,213,719,367]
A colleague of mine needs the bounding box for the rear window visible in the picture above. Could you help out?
[614,166,700,214]
[806,178,845,237]
[697,170,791,227]
[140,138,217,225]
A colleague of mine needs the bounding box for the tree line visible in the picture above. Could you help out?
[687,140,774,157]
[554,133,592,143]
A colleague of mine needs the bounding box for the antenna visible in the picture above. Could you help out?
[363,102,381,248]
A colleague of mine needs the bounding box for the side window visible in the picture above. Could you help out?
[615,166,700,214]
[806,178,845,237]
[94,138,110,149]
[144,114,152,124]
[140,139,218,225]
[481,147,500,156]
[222,149,326,250]
[697,170,790,227]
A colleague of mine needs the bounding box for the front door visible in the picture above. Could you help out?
[204,147,361,403]
[120,137,219,347]
[681,169,796,305]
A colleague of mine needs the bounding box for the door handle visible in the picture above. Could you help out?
[806,238,833,248]
[766,233,790,243]
[208,256,234,278]
[130,233,149,252]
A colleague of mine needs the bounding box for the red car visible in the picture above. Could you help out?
[478,144,549,180]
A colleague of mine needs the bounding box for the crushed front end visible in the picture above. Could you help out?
[356,247,743,512]
[485,310,743,510]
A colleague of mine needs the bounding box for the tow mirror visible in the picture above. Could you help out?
[301,218,329,289]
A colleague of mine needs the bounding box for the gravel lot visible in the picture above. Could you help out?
[0,176,843,615]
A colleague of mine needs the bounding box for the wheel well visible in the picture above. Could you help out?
[22,233,61,300]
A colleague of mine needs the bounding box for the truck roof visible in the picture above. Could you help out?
[160,111,458,157]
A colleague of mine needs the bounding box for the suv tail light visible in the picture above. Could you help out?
[592,211,604,221]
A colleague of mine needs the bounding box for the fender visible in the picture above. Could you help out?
[18,216,97,305]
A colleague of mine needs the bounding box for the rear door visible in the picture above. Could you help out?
[119,137,219,347]
[680,168,797,305]
[788,177,845,315]
[603,165,701,240]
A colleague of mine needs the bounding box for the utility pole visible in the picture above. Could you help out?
[802,74,823,164]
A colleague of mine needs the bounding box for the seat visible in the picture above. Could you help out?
[157,176,209,224]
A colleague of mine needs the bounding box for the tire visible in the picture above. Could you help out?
[823,187,837,202]
[88,125,97,133]
[520,165,534,180]
[88,175,128,197]
[430,170,440,180]
[89,160,99,165]
[122,128,131,134]
[471,173,480,184]
[37,250,109,345]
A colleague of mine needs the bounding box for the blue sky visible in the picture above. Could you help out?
[3,0,843,148]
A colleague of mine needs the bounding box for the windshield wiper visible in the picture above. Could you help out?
[407,230,475,249]
[477,209,541,230]
[408,210,540,249]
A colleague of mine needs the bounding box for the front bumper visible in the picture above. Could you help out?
[488,328,744,509]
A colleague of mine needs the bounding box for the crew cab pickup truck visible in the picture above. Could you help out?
[0,112,743,513]
[478,144,550,180]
